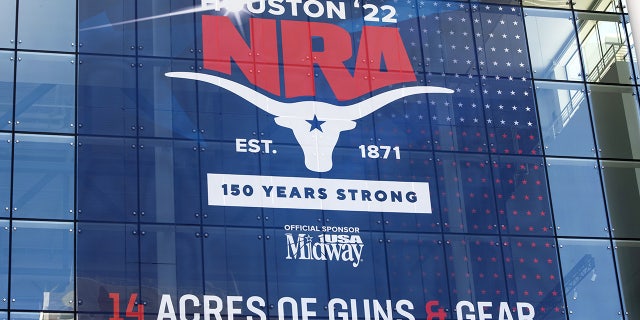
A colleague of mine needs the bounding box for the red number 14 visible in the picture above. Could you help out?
[109,293,145,320]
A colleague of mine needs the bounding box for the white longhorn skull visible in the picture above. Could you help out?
[166,72,453,172]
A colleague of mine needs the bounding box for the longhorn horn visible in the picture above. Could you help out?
[332,86,454,121]
[165,72,291,117]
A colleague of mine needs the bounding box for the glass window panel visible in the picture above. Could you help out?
[13,134,74,220]
[525,8,583,81]
[265,228,329,318]
[614,240,640,320]
[373,86,436,151]
[574,0,625,13]
[536,81,596,157]
[78,0,135,55]
[379,151,440,233]
[17,0,75,52]
[328,232,387,301]
[77,136,138,223]
[588,84,640,159]
[0,134,10,218]
[200,140,263,227]
[547,158,608,237]
[473,4,530,79]
[426,75,487,153]
[419,2,476,75]
[137,0,196,58]
[0,51,13,131]
[10,313,71,320]
[601,160,640,239]
[204,227,266,313]
[77,55,137,136]
[444,235,508,304]
[435,153,498,234]
[197,63,259,142]
[492,155,554,236]
[576,12,634,84]
[625,18,639,82]
[503,236,565,319]
[10,221,74,311]
[0,221,7,309]
[483,77,541,155]
[386,233,449,320]
[76,223,139,313]
[138,58,197,139]
[558,239,622,320]
[0,1,16,49]
[139,139,200,224]
[139,225,203,313]
[471,0,522,5]
[15,52,75,134]
[522,0,570,9]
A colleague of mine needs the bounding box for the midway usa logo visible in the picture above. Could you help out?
[284,225,365,267]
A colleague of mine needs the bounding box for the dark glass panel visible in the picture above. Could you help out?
[77,136,138,223]
[76,223,139,313]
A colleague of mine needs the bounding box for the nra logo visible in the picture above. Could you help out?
[167,0,453,172]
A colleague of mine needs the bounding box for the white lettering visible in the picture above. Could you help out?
[516,303,535,320]
[203,295,223,320]
[247,296,267,320]
[278,297,299,320]
[158,295,178,320]
[179,294,201,320]
[457,301,476,320]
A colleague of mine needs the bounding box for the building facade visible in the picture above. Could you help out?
[0,0,640,319]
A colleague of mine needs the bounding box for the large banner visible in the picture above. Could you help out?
[74,1,565,320]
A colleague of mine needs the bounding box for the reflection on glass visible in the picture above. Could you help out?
[137,58,197,139]
[588,84,640,159]
[204,227,266,308]
[78,0,135,55]
[265,228,330,318]
[77,136,138,223]
[435,153,498,234]
[536,81,596,157]
[138,139,200,224]
[547,158,608,236]
[522,0,570,9]
[492,155,554,236]
[13,134,74,220]
[503,236,565,316]
[76,223,139,313]
[139,225,202,313]
[558,239,622,320]
[525,8,582,81]
[0,51,13,131]
[601,160,640,239]
[15,52,75,134]
[0,134,10,218]
[329,232,388,305]
[444,235,507,304]
[17,0,75,52]
[614,240,640,319]
[0,221,7,308]
[385,233,447,320]
[0,1,16,49]
[137,0,196,58]
[576,12,634,84]
[573,0,625,13]
[77,55,137,136]
[10,221,74,311]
